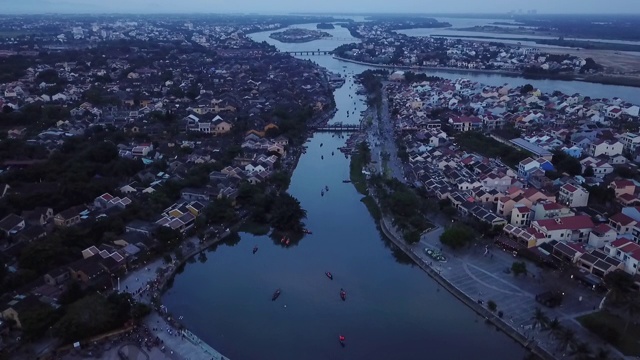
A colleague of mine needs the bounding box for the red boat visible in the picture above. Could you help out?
[285,239,290,245]
[339,335,345,346]
[280,237,286,243]
[340,288,346,301]
[325,272,333,280]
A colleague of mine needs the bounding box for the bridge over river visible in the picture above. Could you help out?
[309,122,362,132]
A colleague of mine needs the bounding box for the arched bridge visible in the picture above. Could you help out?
[309,123,362,132]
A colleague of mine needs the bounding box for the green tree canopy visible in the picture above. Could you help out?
[440,224,474,249]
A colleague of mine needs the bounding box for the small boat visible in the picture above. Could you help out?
[340,289,346,301]
[272,289,281,301]
[326,272,333,280]
[342,180,351,183]
[321,190,324,196]
[321,155,324,160]
[332,151,334,156]
[253,246,258,254]
[303,229,312,234]
[325,185,329,191]
[339,335,345,345]
[285,239,290,246]
[281,237,286,243]
[320,143,323,147]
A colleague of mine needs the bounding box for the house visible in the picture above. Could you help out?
[619,132,640,153]
[576,250,623,277]
[604,238,640,275]
[44,267,70,286]
[589,139,623,157]
[212,116,232,135]
[580,157,613,178]
[22,207,54,226]
[531,215,594,243]
[54,207,83,227]
[610,180,636,198]
[510,204,531,227]
[448,115,482,132]
[588,224,617,248]
[510,138,553,160]
[68,257,107,284]
[558,183,589,208]
[518,157,554,179]
[0,214,25,235]
[531,202,574,220]
[609,212,637,235]
[1,295,45,329]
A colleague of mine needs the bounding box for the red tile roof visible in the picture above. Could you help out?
[562,184,578,193]
[612,180,635,188]
[535,215,594,231]
[610,212,636,226]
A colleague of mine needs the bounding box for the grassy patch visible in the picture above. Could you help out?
[578,311,640,356]
[238,221,271,236]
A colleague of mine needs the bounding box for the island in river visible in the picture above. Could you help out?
[317,22,335,30]
[269,28,332,43]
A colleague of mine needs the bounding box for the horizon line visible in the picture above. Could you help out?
[1,11,640,16]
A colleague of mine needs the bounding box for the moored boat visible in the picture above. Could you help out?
[272,289,281,301]
[340,288,346,301]
[253,246,258,254]
[326,272,333,280]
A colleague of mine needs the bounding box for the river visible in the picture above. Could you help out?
[162,21,640,360]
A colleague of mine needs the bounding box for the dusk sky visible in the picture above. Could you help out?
[3,0,640,14]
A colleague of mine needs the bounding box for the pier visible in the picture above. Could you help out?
[309,123,362,132]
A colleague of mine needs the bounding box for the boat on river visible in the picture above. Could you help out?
[303,229,312,234]
[326,272,333,280]
[325,185,329,192]
[253,246,258,254]
[342,180,351,183]
[272,289,281,301]
[340,288,346,301]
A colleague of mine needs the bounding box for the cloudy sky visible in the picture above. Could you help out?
[4,0,640,14]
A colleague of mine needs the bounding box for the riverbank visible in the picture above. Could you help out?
[375,214,555,360]
[333,55,640,88]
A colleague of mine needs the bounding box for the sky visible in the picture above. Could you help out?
[3,0,640,14]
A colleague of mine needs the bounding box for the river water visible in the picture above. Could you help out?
[163,21,640,360]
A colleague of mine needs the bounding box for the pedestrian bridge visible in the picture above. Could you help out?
[283,50,333,56]
[309,123,362,132]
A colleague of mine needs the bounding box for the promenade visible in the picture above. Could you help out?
[119,233,233,360]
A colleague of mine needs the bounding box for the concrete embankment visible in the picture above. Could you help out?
[377,216,556,360]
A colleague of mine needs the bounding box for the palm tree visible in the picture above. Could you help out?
[569,341,592,360]
[545,317,562,340]
[557,328,576,353]
[532,307,549,330]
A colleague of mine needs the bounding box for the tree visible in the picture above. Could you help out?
[520,84,534,94]
[569,341,591,360]
[487,300,497,312]
[556,328,576,352]
[54,294,124,342]
[440,224,474,249]
[545,317,562,340]
[511,261,527,276]
[551,150,582,176]
[131,303,151,320]
[269,171,291,191]
[269,193,307,232]
[532,308,549,330]
[583,166,594,177]
[20,302,58,340]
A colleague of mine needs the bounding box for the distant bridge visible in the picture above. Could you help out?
[310,123,362,132]
[283,50,333,56]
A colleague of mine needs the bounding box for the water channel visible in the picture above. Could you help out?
[163,20,640,360]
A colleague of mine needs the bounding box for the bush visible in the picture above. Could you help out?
[487,300,497,312]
